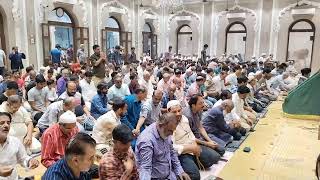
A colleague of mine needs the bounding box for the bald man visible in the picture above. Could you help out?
[133,90,163,136]
[202,100,246,146]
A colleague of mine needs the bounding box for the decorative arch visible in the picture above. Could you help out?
[168,9,200,32]
[100,0,130,30]
[286,19,315,69]
[176,24,193,55]
[225,21,247,58]
[140,8,160,35]
[215,5,257,32]
[274,0,320,32]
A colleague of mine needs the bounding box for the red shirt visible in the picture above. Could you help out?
[41,124,79,168]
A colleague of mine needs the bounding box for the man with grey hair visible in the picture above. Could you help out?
[136,112,191,180]
[202,100,246,146]
[168,100,221,180]
[77,44,87,64]
[133,90,163,136]
[37,97,75,135]
[138,70,153,99]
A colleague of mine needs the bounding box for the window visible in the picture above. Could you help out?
[287,19,315,71]
[177,25,193,56]
[143,23,156,58]
[105,17,121,51]
[225,21,247,62]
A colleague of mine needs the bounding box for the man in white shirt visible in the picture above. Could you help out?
[107,75,131,102]
[232,85,256,131]
[0,48,6,76]
[156,72,170,92]
[92,99,127,157]
[225,65,242,93]
[138,71,154,100]
[79,71,97,103]
[0,112,39,179]
[36,97,75,135]
[211,66,229,97]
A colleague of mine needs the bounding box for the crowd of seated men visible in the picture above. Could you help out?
[0,44,311,180]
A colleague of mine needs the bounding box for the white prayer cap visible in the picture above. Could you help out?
[248,72,255,77]
[59,110,77,124]
[261,53,266,56]
[167,100,181,110]
[271,69,277,75]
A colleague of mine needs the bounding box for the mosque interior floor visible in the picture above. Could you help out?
[18,100,320,180]
[216,100,320,180]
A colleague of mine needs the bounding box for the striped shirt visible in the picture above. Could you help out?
[42,158,91,180]
[41,124,79,168]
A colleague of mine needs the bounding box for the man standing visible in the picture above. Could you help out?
[41,110,79,168]
[99,124,139,179]
[89,45,106,86]
[0,112,39,179]
[43,133,96,180]
[109,45,123,69]
[200,44,208,66]
[127,47,137,64]
[164,46,174,61]
[9,46,25,71]
[77,44,87,64]
[0,48,6,75]
[136,113,191,180]
[50,44,62,65]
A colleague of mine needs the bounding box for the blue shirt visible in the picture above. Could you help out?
[90,93,109,119]
[109,51,123,66]
[9,52,25,70]
[161,93,177,109]
[51,48,62,64]
[202,107,230,134]
[42,158,91,180]
[121,95,142,130]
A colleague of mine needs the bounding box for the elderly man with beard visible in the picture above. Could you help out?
[202,100,246,146]
[169,100,221,180]
[0,112,39,179]
[135,113,191,180]
[133,90,163,136]
[0,95,41,154]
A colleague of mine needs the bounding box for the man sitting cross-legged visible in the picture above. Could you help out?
[41,110,79,168]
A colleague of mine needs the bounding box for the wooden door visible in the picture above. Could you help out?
[120,31,132,56]
[74,27,89,63]
[151,34,157,59]
[41,23,51,66]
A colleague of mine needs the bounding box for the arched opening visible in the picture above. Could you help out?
[0,9,6,53]
[48,8,75,62]
[225,21,247,62]
[286,19,315,71]
[105,16,121,51]
[42,7,89,65]
[142,23,157,59]
[177,25,193,56]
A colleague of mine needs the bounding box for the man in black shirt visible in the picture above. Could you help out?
[0,81,18,105]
